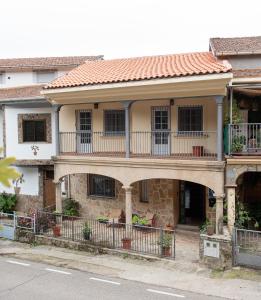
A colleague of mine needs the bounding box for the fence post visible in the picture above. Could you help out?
[72,219,74,241]
[13,211,16,229]
[33,214,36,234]
[160,227,163,257]
[112,219,115,248]
[173,230,176,259]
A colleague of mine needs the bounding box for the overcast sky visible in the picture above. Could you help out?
[1,0,260,59]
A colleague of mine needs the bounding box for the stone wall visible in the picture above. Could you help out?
[69,174,179,227]
[199,233,233,270]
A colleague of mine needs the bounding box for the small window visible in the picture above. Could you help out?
[178,106,203,132]
[0,73,3,84]
[140,180,149,203]
[89,174,115,198]
[104,110,125,135]
[36,71,56,83]
[23,120,46,142]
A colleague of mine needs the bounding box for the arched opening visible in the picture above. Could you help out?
[236,171,261,229]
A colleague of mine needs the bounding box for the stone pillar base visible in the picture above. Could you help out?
[199,230,232,270]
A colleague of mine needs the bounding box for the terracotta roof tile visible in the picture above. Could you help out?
[0,85,45,101]
[210,37,261,56]
[0,56,103,71]
[46,52,231,89]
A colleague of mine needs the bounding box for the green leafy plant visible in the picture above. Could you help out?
[158,233,172,248]
[82,222,92,240]
[63,198,79,217]
[224,99,243,125]
[96,216,109,223]
[132,215,149,226]
[199,219,210,233]
[235,201,259,229]
[231,135,246,153]
[0,192,17,213]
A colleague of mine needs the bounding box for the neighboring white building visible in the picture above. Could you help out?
[0,56,103,212]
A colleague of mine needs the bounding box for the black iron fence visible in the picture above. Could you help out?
[35,211,175,259]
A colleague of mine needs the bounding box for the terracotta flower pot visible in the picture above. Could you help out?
[192,146,204,157]
[122,238,132,250]
[207,225,214,236]
[162,246,171,257]
[52,225,61,237]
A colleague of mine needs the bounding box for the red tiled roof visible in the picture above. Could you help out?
[0,56,103,71]
[46,52,231,89]
[210,37,261,56]
[0,85,45,101]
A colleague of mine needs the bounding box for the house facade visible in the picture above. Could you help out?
[0,56,102,212]
[210,37,261,231]
[43,52,232,234]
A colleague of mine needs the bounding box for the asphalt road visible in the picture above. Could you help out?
[0,256,227,300]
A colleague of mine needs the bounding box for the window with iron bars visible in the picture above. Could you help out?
[88,174,115,198]
[104,110,125,135]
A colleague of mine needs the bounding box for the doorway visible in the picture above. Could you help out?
[151,106,170,155]
[43,170,55,208]
[179,181,206,226]
[76,110,92,153]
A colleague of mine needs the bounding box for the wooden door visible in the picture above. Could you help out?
[43,170,55,208]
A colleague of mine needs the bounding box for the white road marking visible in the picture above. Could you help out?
[45,268,71,275]
[89,277,120,285]
[6,260,30,267]
[147,289,185,298]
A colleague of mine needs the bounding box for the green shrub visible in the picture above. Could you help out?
[0,192,17,213]
[62,198,80,216]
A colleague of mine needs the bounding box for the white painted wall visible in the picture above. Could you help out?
[0,110,3,157]
[0,70,66,88]
[5,107,56,159]
[227,55,261,70]
[0,166,39,196]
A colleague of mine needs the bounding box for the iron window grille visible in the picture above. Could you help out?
[178,106,203,134]
[140,180,149,203]
[104,110,125,136]
[23,120,47,142]
[88,174,116,198]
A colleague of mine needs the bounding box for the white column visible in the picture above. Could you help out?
[227,186,236,233]
[215,194,224,234]
[122,101,134,158]
[123,186,133,225]
[55,182,62,213]
[53,104,61,156]
[215,96,223,161]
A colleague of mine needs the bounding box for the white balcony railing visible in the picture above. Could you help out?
[229,123,261,154]
[59,131,217,159]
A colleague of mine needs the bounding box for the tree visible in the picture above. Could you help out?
[0,151,19,187]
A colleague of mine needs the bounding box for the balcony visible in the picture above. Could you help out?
[229,123,261,155]
[59,131,217,160]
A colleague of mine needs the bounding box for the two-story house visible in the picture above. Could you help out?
[210,37,261,231]
[43,52,232,234]
[0,56,102,212]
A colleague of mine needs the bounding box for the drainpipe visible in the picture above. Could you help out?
[215,96,223,161]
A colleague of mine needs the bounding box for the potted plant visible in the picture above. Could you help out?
[121,237,132,250]
[52,223,61,237]
[82,222,92,240]
[132,215,149,229]
[97,216,109,224]
[12,174,25,195]
[231,135,245,153]
[159,233,172,257]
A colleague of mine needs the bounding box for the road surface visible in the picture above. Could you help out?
[0,256,227,299]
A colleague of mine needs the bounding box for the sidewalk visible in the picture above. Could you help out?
[1,239,261,300]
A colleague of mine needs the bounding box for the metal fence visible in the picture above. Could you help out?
[59,131,216,159]
[229,123,261,154]
[233,228,261,268]
[35,211,176,259]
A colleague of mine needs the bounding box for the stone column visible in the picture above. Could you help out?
[215,96,223,161]
[215,194,224,234]
[55,182,62,213]
[122,101,134,158]
[53,104,62,156]
[123,186,133,225]
[226,185,236,233]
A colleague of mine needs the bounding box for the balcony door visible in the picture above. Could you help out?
[152,107,170,155]
[76,110,92,153]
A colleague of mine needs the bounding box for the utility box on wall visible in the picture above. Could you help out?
[204,240,220,258]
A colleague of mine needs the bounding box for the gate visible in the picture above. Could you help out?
[0,212,16,240]
[233,228,261,268]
